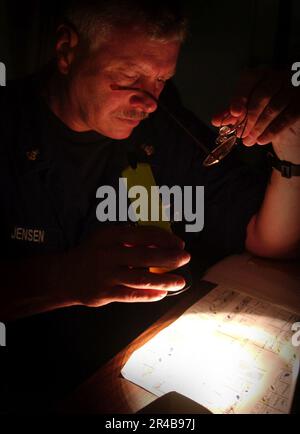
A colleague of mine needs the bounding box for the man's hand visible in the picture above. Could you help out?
[212,68,300,259]
[63,225,190,307]
[212,67,300,163]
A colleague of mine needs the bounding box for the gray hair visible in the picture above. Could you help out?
[63,0,188,50]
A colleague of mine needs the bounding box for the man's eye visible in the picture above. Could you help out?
[120,74,139,83]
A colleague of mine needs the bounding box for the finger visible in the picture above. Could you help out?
[211,111,238,127]
[93,225,185,250]
[113,268,186,292]
[111,286,168,303]
[120,226,185,249]
[257,102,300,145]
[212,68,267,128]
[113,246,191,269]
[241,74,284,140]
[243,88,291,146]
[230,67,268,118]
[229,99,248,118]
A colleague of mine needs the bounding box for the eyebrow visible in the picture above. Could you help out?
[118,62,176,79]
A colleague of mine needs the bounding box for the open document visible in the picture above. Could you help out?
[121,256,300,414]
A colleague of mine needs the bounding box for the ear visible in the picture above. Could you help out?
[55,24,80,75]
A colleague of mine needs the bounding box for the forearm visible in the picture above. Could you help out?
[0,252,77,321]
[246,169,300,258]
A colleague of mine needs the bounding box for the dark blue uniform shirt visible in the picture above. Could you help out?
[0,76,269,411]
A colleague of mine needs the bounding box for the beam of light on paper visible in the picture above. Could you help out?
[121,286,300,414]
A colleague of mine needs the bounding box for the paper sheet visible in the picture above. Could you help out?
[121,286,300,414]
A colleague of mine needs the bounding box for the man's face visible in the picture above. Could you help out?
[63,28,181,139]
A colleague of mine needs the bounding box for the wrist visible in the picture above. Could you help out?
[272,134,300,164]
[271,166,300,191]
[267,152,300,179]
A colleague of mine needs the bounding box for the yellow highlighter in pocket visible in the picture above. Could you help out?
[122,162,172,274]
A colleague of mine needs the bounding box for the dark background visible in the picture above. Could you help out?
[1,0,300,125]
[1,0,300,413]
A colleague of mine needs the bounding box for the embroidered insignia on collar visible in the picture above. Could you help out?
[26,149,40,161]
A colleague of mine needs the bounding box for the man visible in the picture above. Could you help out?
[0,0,299,411]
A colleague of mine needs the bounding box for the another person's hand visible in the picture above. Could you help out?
[212,67,300,164]
[63,225,190,307]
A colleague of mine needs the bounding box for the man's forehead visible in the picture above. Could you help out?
[96,29,180,74]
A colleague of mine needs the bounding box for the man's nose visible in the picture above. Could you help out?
[129,92,158,114]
